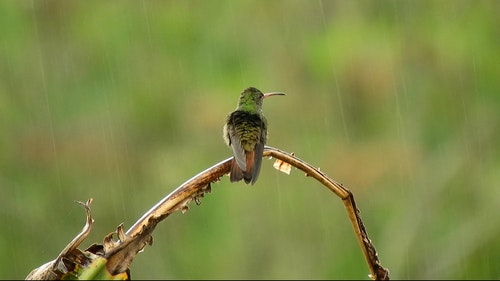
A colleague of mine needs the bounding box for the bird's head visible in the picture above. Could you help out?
[237,87,285,112]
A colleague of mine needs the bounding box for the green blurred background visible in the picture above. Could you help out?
[1,0,499,279]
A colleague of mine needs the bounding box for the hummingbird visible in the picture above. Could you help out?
[223,87,285,185]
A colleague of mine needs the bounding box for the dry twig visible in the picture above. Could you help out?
[26,146,389,280]
[125,146,389,280]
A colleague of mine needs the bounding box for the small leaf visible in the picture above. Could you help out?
[273,159,291,175]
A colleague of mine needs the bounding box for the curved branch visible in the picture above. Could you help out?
[124,146,389,280]
[264,147,389,280]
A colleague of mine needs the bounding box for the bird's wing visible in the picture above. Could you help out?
[228,127,247,171]
[250,141,265,185]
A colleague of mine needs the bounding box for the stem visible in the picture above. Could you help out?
[125,146,389,280]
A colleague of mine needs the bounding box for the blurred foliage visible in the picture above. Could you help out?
[1,0,499,279]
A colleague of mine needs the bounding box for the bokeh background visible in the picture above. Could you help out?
[1,0,499,279]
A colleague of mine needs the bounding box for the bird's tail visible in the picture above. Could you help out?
[230,159,252,184]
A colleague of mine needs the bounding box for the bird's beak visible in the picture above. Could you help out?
[263,92,285,98]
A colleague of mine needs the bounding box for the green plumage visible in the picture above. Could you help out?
[223,87,284,185]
